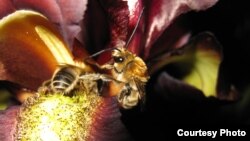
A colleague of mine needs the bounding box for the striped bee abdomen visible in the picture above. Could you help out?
[39,64,115,96]
[50,66,81,94]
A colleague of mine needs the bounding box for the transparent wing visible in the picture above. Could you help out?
[134,78,146,108]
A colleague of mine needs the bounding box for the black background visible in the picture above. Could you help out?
[121,0,250,140]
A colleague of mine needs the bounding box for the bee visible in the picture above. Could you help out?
[38,64,118,96]
[111,47,149,109]
[84,8,149,109]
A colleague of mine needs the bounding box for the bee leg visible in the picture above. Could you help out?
[118,84,130,106]
[79,73,123,84]
[85,59,114,70]
[118,84,140,109]
[123,83,132,95]
[99,74,124,83]
[96,79,105,96]
[99,63,114,70]
[79,74,125,96]
[118,83,131,100]
[37,80,52,94]
[78,81,97,94]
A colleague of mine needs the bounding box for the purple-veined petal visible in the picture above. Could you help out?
[0,106,19,141]
[87,0,145,56]
[89,97,132,141]
[0,0,87,46]
[144,0,218,58]
[0,98,130,141]
[126,0,144,55]
[145,17,191,60]
[148,32,228,98]
[0,0,15,18]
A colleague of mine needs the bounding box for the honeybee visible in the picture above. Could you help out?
[38,64,119,96]
[111,47,150,109]
[85,47,149,109]
[84,8,149,109]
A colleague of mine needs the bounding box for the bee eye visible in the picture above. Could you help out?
[113,56,124,63]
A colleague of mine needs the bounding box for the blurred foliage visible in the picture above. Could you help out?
[0,88,11,110]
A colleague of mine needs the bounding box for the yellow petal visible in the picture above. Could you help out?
[149,32,222,97]
[0,10,77,90]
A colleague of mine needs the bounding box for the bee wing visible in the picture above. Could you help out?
[0,10,76,91]
[0,10,94,104]
[133,78,146,108]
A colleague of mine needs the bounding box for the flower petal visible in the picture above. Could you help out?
[83,0,130,63]
[102,0,129,47]
[144,0,218,58]
[0,0,87,46]
[82,0,110,54]
[126,0,144,55]
[0,10,74,90]
[0,106,19,141]
[0,0,15,18]
[0,97,130,141]
[145,18,191,60]
[149,32,222,97]
[100,0,145,55]
[0,88,12,110]
[90,97,132,141]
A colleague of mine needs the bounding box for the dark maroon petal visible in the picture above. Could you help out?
[89,97,132,141]
[126,0,144,55]
[155,72,205,100]
[149,32,221,94]
[144,0,218,58]
[216,65,239,101]
[145,18,191,60]
[127,0,144,27]
[148,32,222,73]
[82,0,110,59]
[84,0,129,63]
[0,106,19,141]
[148,32,238,99]
[101,0,129,47]
[101,0,145,55]
[0,0,15,18]
[72,39,91,61]
[87,0,145,61]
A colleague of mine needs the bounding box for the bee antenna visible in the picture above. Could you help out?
[84,47,121,61]
[125,7,145,48]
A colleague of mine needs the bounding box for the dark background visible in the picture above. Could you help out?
[121,0,250,140]
[190,0,250,90]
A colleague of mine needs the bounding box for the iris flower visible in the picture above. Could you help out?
[0,0,248,141]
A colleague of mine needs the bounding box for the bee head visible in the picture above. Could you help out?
[112,47,135,73]
[85,7,145,74]
[111,7,145,74]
